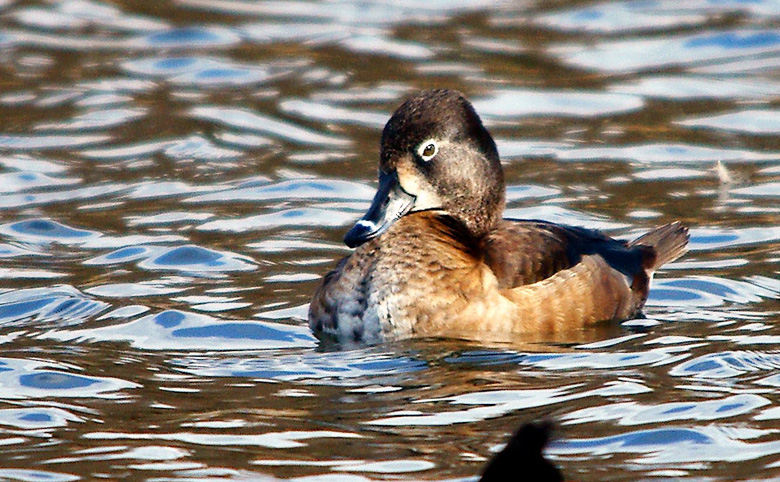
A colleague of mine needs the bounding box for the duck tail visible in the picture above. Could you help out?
[629,221,690,271]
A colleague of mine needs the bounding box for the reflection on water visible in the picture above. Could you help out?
[0,0,778,480]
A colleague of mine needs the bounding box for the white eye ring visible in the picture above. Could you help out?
[416,139,439,162]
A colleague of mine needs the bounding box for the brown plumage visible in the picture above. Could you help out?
[309,89,689,344]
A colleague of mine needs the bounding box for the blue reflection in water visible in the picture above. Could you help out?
[691,233,740,245]
[516,350,671,370]
[199,68,248,79]
[155,311,185,328]
[158,57,198,69]
[687,31,780,49]
[20,372,99,390]
[86,245,159,265]
[574,9,602,20]
[126,56,201,74]
[0,287,110,326]
[142,245,255,271]
[560,428,713,449]
[142,27,238,47]
[671,351,780,378]
[19,412,52,422]
[0,299,53,321]
[106,246,146,260]
[664,405,693,415]
[39,309,317,351]
[648,274,777,307]
[3,219,97,241]
[152,245,223,266]
[649,288,702,302]
[123,56,276,86]
[88,244,255,272]
[172,322,312,343]
[716,403,742,413]
[0,469,79,482]
[0,357,138,399]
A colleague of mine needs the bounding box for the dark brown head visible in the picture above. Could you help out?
[345,89,505,248]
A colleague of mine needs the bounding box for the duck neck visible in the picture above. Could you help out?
[444,186,505,240]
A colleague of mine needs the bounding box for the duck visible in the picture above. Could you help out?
[479,421,562,482]
[309,89,689,344]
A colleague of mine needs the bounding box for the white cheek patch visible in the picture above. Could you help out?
[412,189,443,211]
[397,168,444,212]
[397,172,443,211]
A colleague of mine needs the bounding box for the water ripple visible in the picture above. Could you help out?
[84,429,362,449]
[340,34,434,60]
[0,219,100,244]
[36,108,146,131]
[0,184,127,209]
[181,0,498,25]
[0,357,138,399]
[197,208,357,233]
[189,106,350,147]
[279,99,389,128]
[129,27,241,49]
[557,143,779,164]
[163,135,243,161]
[0,0,778,479]
[369,381,649,426]
[474,89,644,118]
[677,109,780,135]
[240,21,346,45]
[554,425,780,464]
[496,139,572,159]
[0,469,79,482]
[13,1,167,33]
[0,155,68,174]
[670,350,780,378]
[86,245,256,272]
[78,139,176,161]
[0,285,109,326]
[648,275,779,308]
[563,393,770,425]
[612,75,780,100]
[122,56,286,87]
[185,179,375,203]
[0,133,110,150]
[505,205,630,231]
[519,349,676,370]
[555,29,780,73]
[40,309,316,350]
[731,181,780,198]
[536,2,707,33]
[688,226,780,250]
[174,349,426,382]
[505,184,561,202]
[0,171,80,193]
[0,407,83,429]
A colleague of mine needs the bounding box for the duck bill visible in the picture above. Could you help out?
[344,170,416,248]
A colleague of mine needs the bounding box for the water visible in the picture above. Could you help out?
[0,0,778,480]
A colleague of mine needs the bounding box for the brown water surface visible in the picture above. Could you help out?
[0,0,779,480]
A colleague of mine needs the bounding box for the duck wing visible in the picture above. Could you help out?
[480,221,689,332]
[483,220,688,289]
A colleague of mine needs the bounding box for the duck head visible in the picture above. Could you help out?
[345,89,505,248]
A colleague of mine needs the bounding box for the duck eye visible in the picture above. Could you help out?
[417,140,439,162]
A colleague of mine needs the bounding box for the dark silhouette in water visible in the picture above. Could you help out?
[479,422,563,482]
